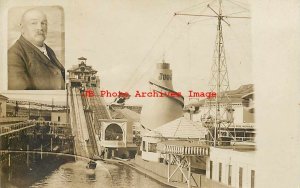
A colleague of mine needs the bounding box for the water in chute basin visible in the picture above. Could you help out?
[0,153,166,188]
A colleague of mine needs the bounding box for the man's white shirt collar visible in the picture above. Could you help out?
[33,43,50,59]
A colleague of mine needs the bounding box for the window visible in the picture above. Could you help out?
[148,143,157,152]
[228,165,232,186]
[210,161,213,179]
[239,167,243,188]
[58,116,61,122]
[142,141,146,151]
[219,163,222,182]
[251,170,255,188]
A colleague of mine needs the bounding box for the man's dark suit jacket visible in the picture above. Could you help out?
[8,36,65,90]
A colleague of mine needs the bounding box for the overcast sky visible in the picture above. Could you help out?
[0,0,251,105]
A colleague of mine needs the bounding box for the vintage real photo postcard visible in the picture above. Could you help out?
[0,0,299,188]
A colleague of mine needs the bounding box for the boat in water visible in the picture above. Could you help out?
[86,160,97,169]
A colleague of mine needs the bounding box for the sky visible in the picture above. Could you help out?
[0,0,251,105]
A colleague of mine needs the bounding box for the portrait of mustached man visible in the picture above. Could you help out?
[8,8,65,90]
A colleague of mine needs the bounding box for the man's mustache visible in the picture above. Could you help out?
[35,31,46,36]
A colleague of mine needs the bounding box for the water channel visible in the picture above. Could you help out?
[0,153,167,188]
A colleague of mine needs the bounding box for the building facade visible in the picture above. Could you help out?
[0,94,8,118]
[141,117,208,162]
[99,119,137,158]
[51,110,67,124]
[206,147,255,188]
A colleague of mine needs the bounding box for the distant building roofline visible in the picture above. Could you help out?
[78,57,87,60]
[186,84,254,108]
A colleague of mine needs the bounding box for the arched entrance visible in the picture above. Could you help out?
[105,123,123,141]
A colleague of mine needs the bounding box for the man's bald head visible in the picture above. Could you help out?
[20,9,47,47]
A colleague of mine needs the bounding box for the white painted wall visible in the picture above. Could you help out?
[141,136,162,162]
[141,151,161,162]
[51,111,67,123]
[206,147,256,188]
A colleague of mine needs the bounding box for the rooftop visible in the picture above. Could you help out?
[78,57,87,60]
[0,94,9,101]
[111,108,140,122]
[144,117,207,139]
[186,84,254,108]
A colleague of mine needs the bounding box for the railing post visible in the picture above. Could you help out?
[188,156,191,188]
[50,137,53,151]
[27,145,29,167]
[40,144,43,159]
[167,153,170,182]
[8,153,11,167]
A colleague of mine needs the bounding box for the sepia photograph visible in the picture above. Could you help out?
[0,0,300,188]
[7,6,65,90]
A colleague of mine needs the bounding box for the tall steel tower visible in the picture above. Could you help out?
[175,0,250,146]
